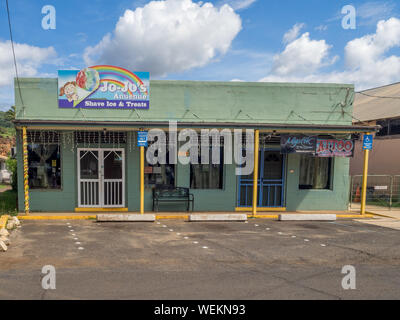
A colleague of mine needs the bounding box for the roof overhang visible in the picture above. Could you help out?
[13,119,379,134]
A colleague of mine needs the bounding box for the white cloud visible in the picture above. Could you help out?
[0,40,57,106]
[220,0,256,10]
[283,23,305,44]
[357,1,396,25]
[315,25,328,32]
[327,1,396,26]
[270,32,337,77]
[0,40,56,87]
[84,0,242,77]
[260,18,400,90]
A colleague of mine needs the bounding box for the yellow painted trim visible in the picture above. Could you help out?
[18,215,96,220]
[236,207,286,212]
[22,127,29,214]
[248,214,279,219]
[74,207,128,212]
[156,215,189,220]
[336,214,373,218]
[365,211,398,219]
[140,146,144,214]
[360,133,371,215]
[0,215,10,229]
[252,129,259,217]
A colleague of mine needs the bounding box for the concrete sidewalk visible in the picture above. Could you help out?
[368,210,400,220]
[350,203,400,220]
[17,210,371,220]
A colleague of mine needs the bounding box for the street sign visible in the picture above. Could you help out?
[137,131,148,147]
[362,134,373,150]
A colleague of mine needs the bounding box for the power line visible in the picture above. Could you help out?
[357,91,400,100]
[341,110,373,127]
[5,0,24,108]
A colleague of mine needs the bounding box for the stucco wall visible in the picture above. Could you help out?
[15,79,354,126]
[350,137,400,176]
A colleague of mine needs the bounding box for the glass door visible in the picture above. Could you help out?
[102,150,124,207]
[78,149,100,207]
[78,148,125,208]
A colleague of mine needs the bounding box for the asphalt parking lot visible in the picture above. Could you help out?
[0,218,400,299]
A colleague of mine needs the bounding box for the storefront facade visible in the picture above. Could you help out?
[14,76,374,213]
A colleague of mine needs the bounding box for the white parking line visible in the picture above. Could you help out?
[78,247,84,250]
[75,242,81,245]
[202,246,208,249]
[320,244,327,247]
[176,233,181,236]
[184,237,189,240]
[304,239,310,242]
[70,230,74,232]
[169,229,173,232]
[193,241,199,244]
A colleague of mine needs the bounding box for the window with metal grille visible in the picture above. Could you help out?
[74,131,127,144]
[27,131,60,144]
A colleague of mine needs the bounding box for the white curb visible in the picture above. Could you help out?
[96,214,155,222]
[189,214,247,222]
[279,214,337,221]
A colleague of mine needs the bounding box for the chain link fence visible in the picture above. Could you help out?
[350,175,400,210]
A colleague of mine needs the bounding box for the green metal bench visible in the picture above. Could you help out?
[152,186,194,212]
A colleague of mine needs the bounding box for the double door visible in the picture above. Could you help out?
[78,148,125,208]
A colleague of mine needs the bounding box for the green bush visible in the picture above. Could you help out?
[0,190,17,215]
[6,157,17,191]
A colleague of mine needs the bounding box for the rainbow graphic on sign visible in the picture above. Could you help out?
[58,65,149,109]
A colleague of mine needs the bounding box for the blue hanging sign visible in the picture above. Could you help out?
[363,134,373,150]
[137,131,148,147]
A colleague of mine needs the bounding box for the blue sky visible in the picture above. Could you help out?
[1,0,400,109]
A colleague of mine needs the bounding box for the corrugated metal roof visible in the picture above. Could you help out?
[353,82,400,122]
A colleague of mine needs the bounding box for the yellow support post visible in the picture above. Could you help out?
[252,130,259,217]
[360,133,371,216]
[22,127,29,214]
[140,146,144,214]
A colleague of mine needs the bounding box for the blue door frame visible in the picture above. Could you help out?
[237,148,286,207]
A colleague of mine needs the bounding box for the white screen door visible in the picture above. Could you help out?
[78,148,125,208]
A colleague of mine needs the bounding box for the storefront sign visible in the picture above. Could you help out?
[144,166,153,174]
[316,139,354,157]
[363,134,373,150]
[137,131,148,147]
[58,65,149,109]
[280,135,316,154]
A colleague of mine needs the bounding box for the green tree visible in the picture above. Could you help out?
[6,157,17,191]
[4,106,15,122]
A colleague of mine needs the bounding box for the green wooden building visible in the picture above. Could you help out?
[14,77,374,213]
